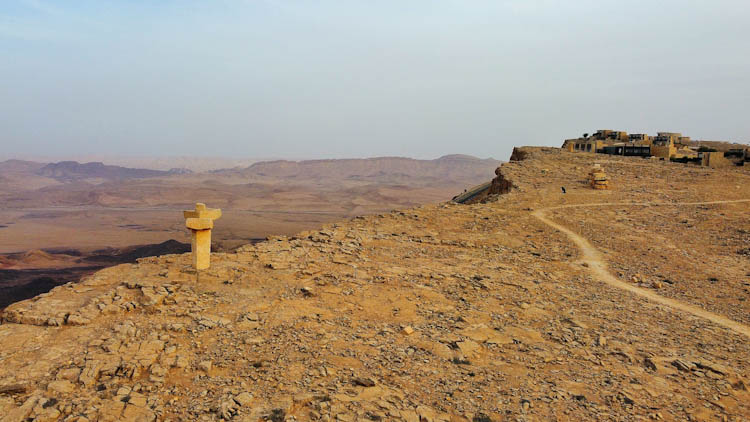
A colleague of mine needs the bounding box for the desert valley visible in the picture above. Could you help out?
[0,155,500,308]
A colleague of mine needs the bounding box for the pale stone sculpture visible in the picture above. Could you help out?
[184,203,222,270]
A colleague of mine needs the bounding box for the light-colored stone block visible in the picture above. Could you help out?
[183,202,222,220]
[184,203,221,270]
[185,218,213,231]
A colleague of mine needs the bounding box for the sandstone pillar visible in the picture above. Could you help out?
[184,203,222,270]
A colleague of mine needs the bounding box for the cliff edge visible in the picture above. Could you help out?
[1,147,749,421]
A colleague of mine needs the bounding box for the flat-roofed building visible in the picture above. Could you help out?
[654,132,682,145]
[592,130,629,142]
[628,134,652,145]
[562,130,710,161]
[652,135,677,159]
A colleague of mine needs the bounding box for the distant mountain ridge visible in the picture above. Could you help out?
[0,159,46,173]
[2,155,500,185]
[36,161,191,181]
[218,154,501,184]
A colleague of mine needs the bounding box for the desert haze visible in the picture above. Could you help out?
[0,154,499,307]
[2,1,749,420]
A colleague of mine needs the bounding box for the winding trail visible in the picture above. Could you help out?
[532,199,750,339]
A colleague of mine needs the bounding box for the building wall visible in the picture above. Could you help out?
[562,139,576,152]
[657,132,682,138]
[652,143,676,159]
[701,151,732,168]
[623,145,651,156]
[654,133,682,147]
[592,130,613,140]
[571,139,603,152]
[611,131,629,141]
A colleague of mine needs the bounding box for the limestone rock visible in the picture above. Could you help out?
[47,380,76,394]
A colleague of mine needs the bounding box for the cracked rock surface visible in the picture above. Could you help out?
[0,147,749,421]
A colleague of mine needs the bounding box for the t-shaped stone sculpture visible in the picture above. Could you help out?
[184,203,222,270]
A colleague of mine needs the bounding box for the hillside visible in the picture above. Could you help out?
[0,160,46,173]
[7,156,263,173]
[0,241,191,309]
[36,161,183,182]
[0,148,748,421]
[687,140,750,152]
[219,155,501,185]
[0,160,61,193]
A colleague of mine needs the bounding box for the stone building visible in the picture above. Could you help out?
[562,129,746,165]
[628,133,652,145]
[650,135,677,159]
[561,139,577,152]
[562,129,630,154]
[701,151,732,168]
[567,138,604,153]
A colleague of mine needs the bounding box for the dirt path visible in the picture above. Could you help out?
[533,199,750,339]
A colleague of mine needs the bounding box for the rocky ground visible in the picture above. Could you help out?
[0,240,192,309]
[0,147,748,421]
[547,202,750,325]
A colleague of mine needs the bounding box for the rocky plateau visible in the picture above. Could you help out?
[0,147,748,421]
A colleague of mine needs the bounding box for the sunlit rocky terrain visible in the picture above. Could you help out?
[0,147,748,421]
[0,155,499,309]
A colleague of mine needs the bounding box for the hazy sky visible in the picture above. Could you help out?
[1,1,748,160]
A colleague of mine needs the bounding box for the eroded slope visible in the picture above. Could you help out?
[0,148,748,422]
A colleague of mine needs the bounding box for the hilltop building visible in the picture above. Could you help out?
[562,129,747,167]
